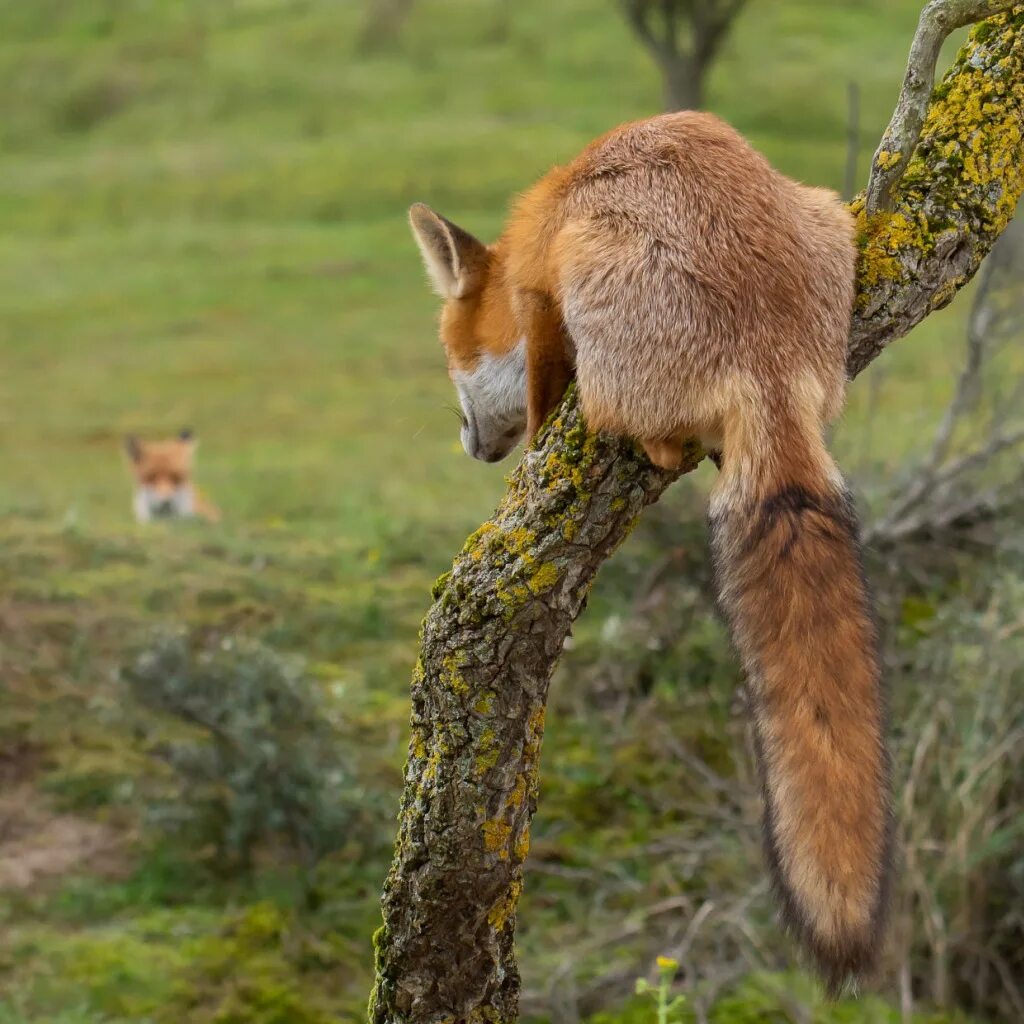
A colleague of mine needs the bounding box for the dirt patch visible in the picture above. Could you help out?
[0,785,131,891]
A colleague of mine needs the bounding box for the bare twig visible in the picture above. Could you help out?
[865,226,1024,550]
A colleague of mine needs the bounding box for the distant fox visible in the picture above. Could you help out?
[124,429,220,523]
[408,112,891,990]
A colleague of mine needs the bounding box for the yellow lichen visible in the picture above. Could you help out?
[513,824,531,863]
[421,739,448,785]
[507,773,529,811]
[467,1007,504,1024]
[487,879,523,931]
[527,561,560,595]
[855,206,932,294]
[494,580,530,614]
[464,521,497,551]
[527,704,546,739]
[482,819,512,857]
[440,653,469,696]
[874,148,903,170]
[929,274,964,309]
[473,691,496,715]
[856,11,1024,303]
[474,727,500,773]
[504,527,536,554]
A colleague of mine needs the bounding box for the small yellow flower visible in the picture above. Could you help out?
[656,955,679,971]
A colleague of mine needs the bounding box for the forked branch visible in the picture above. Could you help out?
[866,0,1020,215]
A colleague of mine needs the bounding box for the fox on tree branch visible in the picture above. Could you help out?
[410,110,889,990]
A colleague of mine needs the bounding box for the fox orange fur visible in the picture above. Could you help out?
[124,429,220,523]
[409,111,892,990]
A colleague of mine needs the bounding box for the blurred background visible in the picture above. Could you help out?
[1,1,1022,1022]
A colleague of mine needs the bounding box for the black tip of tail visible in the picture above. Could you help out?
[813,933,881,999]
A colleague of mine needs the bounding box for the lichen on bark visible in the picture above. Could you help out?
[369,9,1024,1023]
[851,6,1024,373]
[864,1,1021,216]
[369,395,701,1024]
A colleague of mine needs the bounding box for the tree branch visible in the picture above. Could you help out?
[370,9,1024,1023]
[621,0,689,62]
[850,6,1024,373]
[865,0,1019,216]
[693,0,750,65]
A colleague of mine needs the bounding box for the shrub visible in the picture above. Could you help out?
[122,632,366,874]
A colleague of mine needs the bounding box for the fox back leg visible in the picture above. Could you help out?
[641,435,689,470]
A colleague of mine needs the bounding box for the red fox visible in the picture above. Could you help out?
[124,429,220,523]
[409,112,891,990]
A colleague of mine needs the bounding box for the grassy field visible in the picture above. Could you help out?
[0,1,1001,1021]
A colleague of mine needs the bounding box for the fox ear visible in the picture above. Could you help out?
[179,428,195,445]
[124,435,142,462]
[408,203,488,298]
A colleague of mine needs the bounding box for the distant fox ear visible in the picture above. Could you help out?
[124,435,142,462]
[408,203,488,298]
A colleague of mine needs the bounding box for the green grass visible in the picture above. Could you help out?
[0,0,971,533]
[0,1,995,1021]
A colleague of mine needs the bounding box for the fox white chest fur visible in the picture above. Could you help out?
[451,338,527,462]
[133,483,196,522]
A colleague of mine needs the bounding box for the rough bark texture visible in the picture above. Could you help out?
[369,11,1024,1024]
[865,0,1019,215]
[851,5,1024,374]
[369,413,699,1024]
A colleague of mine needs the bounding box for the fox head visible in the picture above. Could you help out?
[124,429,198,522]
[409,203,526,463]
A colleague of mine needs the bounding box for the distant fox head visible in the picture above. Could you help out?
[408,203,527,463]
[124,429,198,522]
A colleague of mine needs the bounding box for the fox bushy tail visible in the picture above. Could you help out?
[709,406,892,992]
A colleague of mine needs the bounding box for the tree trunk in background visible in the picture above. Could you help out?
[359,0,415,52]
[620,0,750,113]
[662,57,705,110]
[369,10,1024,1024]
